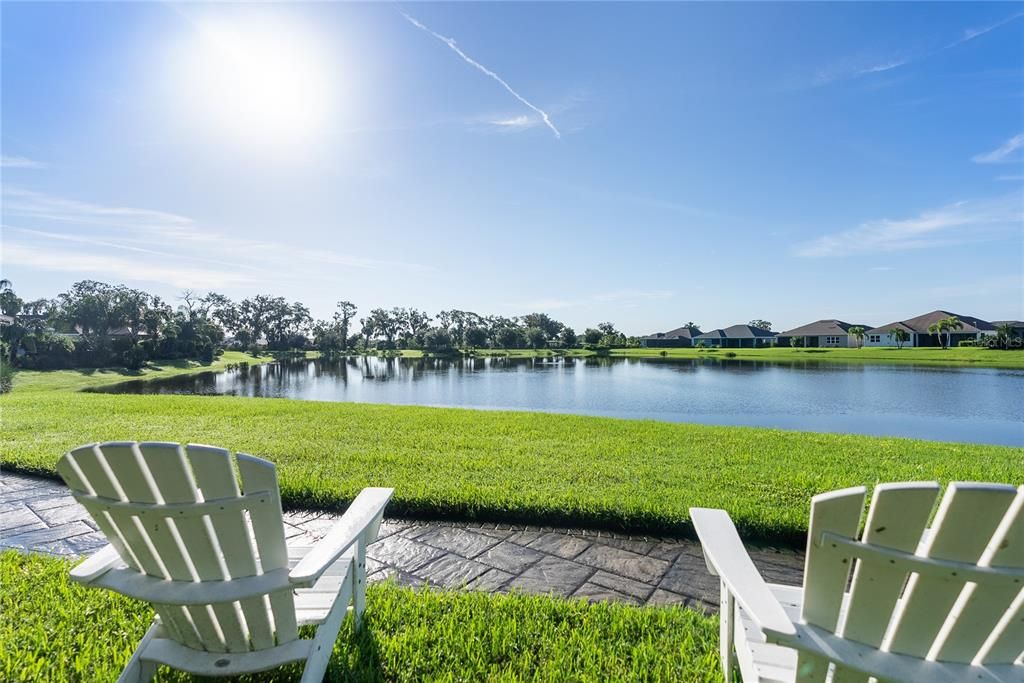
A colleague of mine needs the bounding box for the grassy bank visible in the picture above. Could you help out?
[1,551,722,682]
[409,346,1023,368]
[3,391,1019,542]
[9,351,290,393]
[610,346,1024,368]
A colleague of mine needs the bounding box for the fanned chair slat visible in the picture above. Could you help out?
[886,483,1018,658]
[56,447,137,568]
[797,486,866,683]
[139,443,249,654]
[937,487,1024,663]
[237,453,299,645]
[60,441,393,682]
[829,482,940,683]
[67,444,202,649]
[99,443,226,653]
[692,480,1024,683]
[983,597,1024,664]
[186,444,276,651]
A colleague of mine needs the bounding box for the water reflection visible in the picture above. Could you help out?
[94,356,1024,446]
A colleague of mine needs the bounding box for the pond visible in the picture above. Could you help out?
[95,356,1024,446]
[96,358,1024,448]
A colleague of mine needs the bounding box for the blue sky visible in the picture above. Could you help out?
[2,2,1022,333]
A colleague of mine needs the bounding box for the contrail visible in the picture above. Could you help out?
[401,11,561,139]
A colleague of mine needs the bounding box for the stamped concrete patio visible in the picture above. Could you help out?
[0,471,803,611]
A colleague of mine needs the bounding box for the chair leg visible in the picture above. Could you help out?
[117,622,160,683]
[720,581,736,683]
[300,569,354,683]
[354,544,367,631]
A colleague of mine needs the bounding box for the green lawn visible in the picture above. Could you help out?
[9,351,283,393]
[3,390,1019,543]
[1,551,722,682]
[611,346,1024,368]
[421,346,1024,368]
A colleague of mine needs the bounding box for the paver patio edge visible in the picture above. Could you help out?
[0,471,804,611]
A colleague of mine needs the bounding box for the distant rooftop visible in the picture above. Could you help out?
[778,319,872,337]
[867,310,994,335]
[695,324,776,339]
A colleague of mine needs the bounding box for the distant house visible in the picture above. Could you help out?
[639,325,702,348]
[776,319,873,348]
[694,324,776,348]
[864,310,995,347]
[993,320,1024,338]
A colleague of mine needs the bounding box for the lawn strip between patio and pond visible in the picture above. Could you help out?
[1,550,722,682]
[3,390,1020,545]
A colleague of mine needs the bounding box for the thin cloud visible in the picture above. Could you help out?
[1,155,47,169]
[401,11,561,139]
[3,186,192,229]
[972,133,1024,164]
[947,11,1024,48]
[812,56,912,87]
[793,194,1023,258]
[856,59,910,76]
[488,115,539,132]
[811,11,1022,88]
[2,187,432,291]
[2,242,257,290]
[996,175,1024,182]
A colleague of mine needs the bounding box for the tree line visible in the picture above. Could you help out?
[0,280,637,371]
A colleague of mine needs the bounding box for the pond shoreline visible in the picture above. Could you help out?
[86,355,1024,446]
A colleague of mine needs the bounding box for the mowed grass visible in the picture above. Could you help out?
[1,551,722,682]
[10,351,283,393]
[611,346,1024,369]
[4,391,1020,542]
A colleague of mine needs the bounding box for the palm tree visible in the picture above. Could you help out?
[942,316,962,349]
[0,279,11,292]
[996,322,1014,349]
[848,326,866,348]
[928,322,945,348]
[890,327,909,349]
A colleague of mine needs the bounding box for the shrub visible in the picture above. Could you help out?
[0,362,12,394]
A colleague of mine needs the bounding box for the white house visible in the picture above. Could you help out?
[864,310,995,347]
[775,319,872,348]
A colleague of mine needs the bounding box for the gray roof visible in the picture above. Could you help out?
[993,320,1024,327]
[778,319,872,337]
[695,324,776,339]
[642,325,702,341]
[866,310,994,335]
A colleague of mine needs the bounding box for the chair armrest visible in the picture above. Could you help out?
[289,487,394,587]
[689,507,796,638]
[70,544,121,584]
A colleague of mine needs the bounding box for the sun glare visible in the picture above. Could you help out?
[174,15,335,150]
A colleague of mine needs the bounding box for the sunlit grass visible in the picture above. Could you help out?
[9,351,286,393]
[610,346,1024,368]
[3,391,1019,542]
[0,551,722,682]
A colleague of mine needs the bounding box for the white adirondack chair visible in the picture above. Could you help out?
[56,441,394,682]
[691,481,1024,683]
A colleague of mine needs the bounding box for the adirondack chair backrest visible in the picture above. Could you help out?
[799,481,1024,678]
[56,441,299,655]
